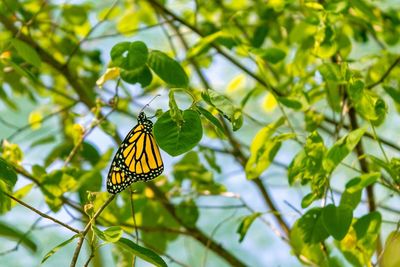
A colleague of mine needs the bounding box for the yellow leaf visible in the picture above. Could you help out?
[144,187,154,198]
[96,67,120,88]
[226,74,246,93]
[0,51,11,59]
[71,124,84,145]
[2,140,23,164]
[262,93,277,112]
[268,0,284,10]
[117,10,139,36]
[29,111,42,130]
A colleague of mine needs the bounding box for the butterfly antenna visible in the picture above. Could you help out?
[139,94,161,113]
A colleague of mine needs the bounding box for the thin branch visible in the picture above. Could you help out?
[7,103,76,141]
[367,56,400,89]
[4,192,80,234]
[164,16,290,237]
[147,0,283,97]
[64,0,120,66]
[69,194,116,267]
[147,183,247,267]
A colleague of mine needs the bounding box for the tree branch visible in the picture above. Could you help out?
[69,194,116,267]
[147,0,283,97]
[147,183,247,267]
[4,192,80,234]
[367,56,400,89]
[348,107,382,255]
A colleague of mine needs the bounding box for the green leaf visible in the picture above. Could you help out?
[0,158,17,189]
[246,118,295,179]
[11,183,34,208]
[301,193,318,209]
[297,208,329,244]
[40,169,78,212]
[351,0,377,21]
[290,220,328,265]
[202,89,243,131]
[345,173,380,193]
[322,204,353,240]
[41,234,79,263]
[246,133,295,179]
[148,50,188,87]
[62,4,87,25]
[380,231,400,267]
[353,212,381,241]
[0,158,18,214]
[110,42,130,69]
[383,85,400,105]
[347,80,387,125]
[168,90,184,124]
[154,109,202,156]
[251,25,268,48]
[30,135,56,148]
[187,31,236,58]
[93,226,123,243]
[323,128,366,173]
[173,152,218,190]
[258,47,286,64]
[339,188,361,211]
[116,237,168,267]
[100,120,117,137]
[127,41,148,69]
[237,212,262,242]
[278,97,303,110]
[120,66,153,87]
[197,106,225,133]
[11,39,41,68]
[288,131,327,186]
[175,199,199,228]
[0,220,37,252]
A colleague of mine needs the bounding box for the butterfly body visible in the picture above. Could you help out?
[107,112,164,194]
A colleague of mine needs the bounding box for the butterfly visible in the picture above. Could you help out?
[107,112,164,194]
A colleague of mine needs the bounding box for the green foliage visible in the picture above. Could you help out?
[41,234,79,263]
[0,158,17,214]
[1,0,399,266]
[322,204,352,240]
[202,89,243,131]
[93,226,123,243]
[148,50,188,88]
[246,117,295,179]
[337,212,382,266]
[10,39,41,68]
[323,128,366,173]
[381,231,400,267]
[237,212,262,243]
[116,238,168,267]
[296,208,329,244]
[154,110,202,156]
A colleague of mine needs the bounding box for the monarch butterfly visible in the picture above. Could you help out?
[107,112,163,194]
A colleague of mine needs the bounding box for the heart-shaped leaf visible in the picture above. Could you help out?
[322,204,352,240]
[154,109,202,156]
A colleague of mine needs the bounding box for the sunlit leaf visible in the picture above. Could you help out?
[323,128,366,173]
[147,50,188,88]
[93,226,123,243]
[41,234,79,263]
[96,67,120,88]
[237,212,262,242]
[117,238,168,267]
[11,39,41,68]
